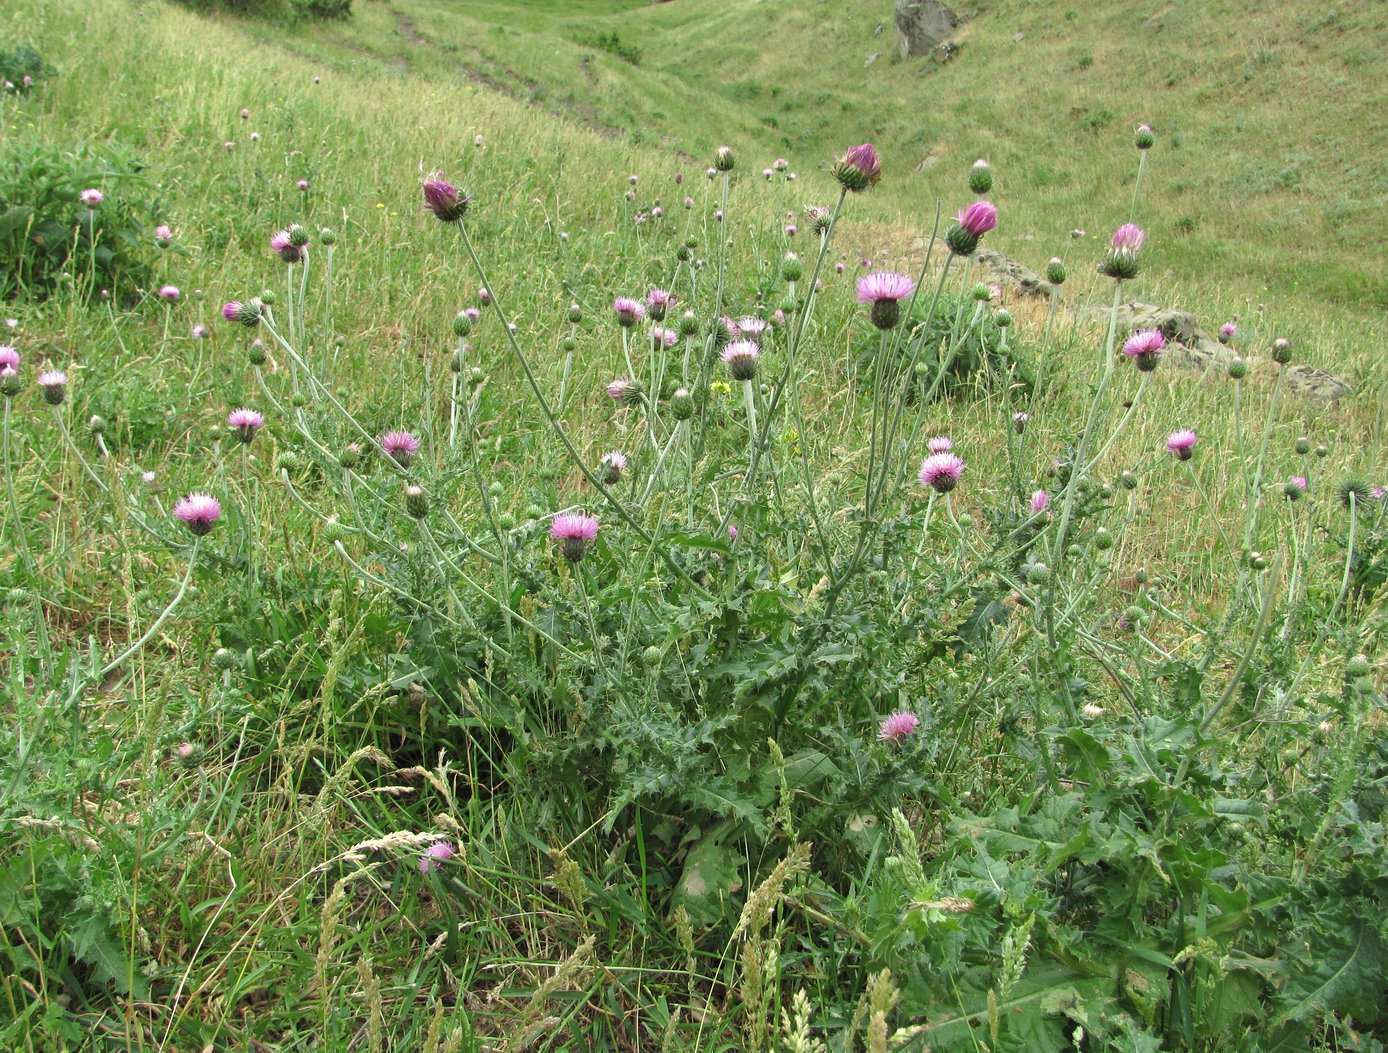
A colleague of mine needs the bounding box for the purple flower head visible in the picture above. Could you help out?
[297,179,309,191]
[464,307,481,324]
[1111,224,1146,253]
[270,229,305,264]
[1100,224,1146,280]
[421,173,470,223]
[1219,322,1237,340]
[650,325,679,348]
[1166,428,1198,461]
[878,711,920,744]
[1030,489,1051,515]
[600,450,628,485]
[774,158,789,171]
[418,841,456,873]
[155,224,173,246]
[551,513,600,562]
[919,452,965,493]
[646,287,674,320]
[381,429,421,468]
[727,524,739,541]
[763,168,774,180]
[834,143,882,193]
[613,296,645,327]
[159,284,180,302]
[957,201,999,236]
[191,324,210,340]
[477,287,490,306]
[607,377,643,405]
[0,346,18,371]
[721,340,761,381]
[736,316,767,343]
[228,407,264,444]
[79,188,103,207]
[222,300,262,328]
[927,436,953,454]
[1123,328,1166,371]
[173,492,222,536]
[1289,475,1308,491]
[857,271,916,329]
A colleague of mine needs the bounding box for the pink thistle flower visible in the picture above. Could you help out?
[297,179,309,191]
[774,158,789,171]
[270,229,305,264]
[421,172,470,223]
[646,287,674,320]
[957,201,999,236]
[141,470,157,485]
[651,206,663,219]
[173,492,222,535]
[464,307,481,324]
[763,168,774,180]
[628,174,638,185]
[650,326,679,348]
[721,340,761,381]
[0,346,18,371]
[79,188,103,207]
[155,224,173,246]
[727,524,739,541]
[1122,328,1166,372]
[926,436,953,454]
[835,262,845,274]
[228,407,264,444]
[1101,224,1146,279]
[857,270,916,330]
[919,452,965,493]
[477,287,491,306]
[1030,489,1050,514]
[878,711,920,744]
[37,370,67,405]
[1289,475,1308,491]
[381,429,421,468]
[191,324,209,340]
[1111,224,1146,252]
[418,841,455,873]
[1219,322,1237,341]
[222,300,261,327]
[551,513,599,562]
[600,451,628,485]
[833,143,882,193]
[607,377,643,405]
[683,196,695,208]
[1166,428,1198,461]
[613,297,645,327]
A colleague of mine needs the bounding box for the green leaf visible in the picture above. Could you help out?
[1274,918,1384,1025]
[672,834,745,928]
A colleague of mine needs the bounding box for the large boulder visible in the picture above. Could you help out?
[895,0,958,59]
[975,249,1056,300]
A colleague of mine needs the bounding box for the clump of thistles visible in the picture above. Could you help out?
[381,429,421,468]
[945,201,998,257]
[1166,429,1198,461]
[173,492,222,536]
[721,340,761,381]
[833,143,882,193]
[1122,329,1166,372]
[856,271,916,330]
[878,711,920,744]
[1100,224,1145,280]
[551,513,599,563]
[421,173,470,223]
[228,407,264,444]
[919,452,965,493]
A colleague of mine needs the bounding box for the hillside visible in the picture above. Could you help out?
[302,0,1388,352]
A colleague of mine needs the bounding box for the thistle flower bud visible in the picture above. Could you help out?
[323,518,350,543]
[222,299,263,328]
[338,443,361,469]
[561,336,576,352]
[1271,337,1292,364]
[1119,470,1139,490]
[1295,436,1311,455]
[1134,123,1156,150]
[781,253,803,282]
[213,647,238,670]
[1045,257,1067,285]
[678,311,699,337]
[833,143,882,193]
[994,309,1012,329]
[1227,357,1248,380]
[37,370,67,405]
[247,340,267,366]
[421,173,470,223]
[450,348,465,372]
[713,146,735,172]
[1099,224,1145,280]
[451,311,473,338]
[566,303,582,324]
[275,451,301,472]
[1345,654,1372,678]
[0,367,21,399]
[88,414,105,435]
[670,387,694,421]
[404,484,429,518]
[968,158,993,194]
[972,282,992,302]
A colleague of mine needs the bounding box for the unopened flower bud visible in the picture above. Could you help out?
[1295,436,1311,455]
[1119,470,1139,490]
[276,451,301,472]
[88,415,105,435]
[404,484,429,518]
[670,387,694,420]
[994,309,1012,329]
[566,303,582,324]
[1134,123,1155,150]
[1045,257,1067,285]
[319,227,337,246]
[1271,337,1291,364]
[968,158,993,194]
[713,145,735,172]
[781,253,803,282]
[338,443,361,469]
[451,311,473,338]
[1227,357,1248,380]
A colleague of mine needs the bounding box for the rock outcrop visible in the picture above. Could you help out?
[975,249,1055,300]
[1083,301,1353,404]
[895,0,958,59]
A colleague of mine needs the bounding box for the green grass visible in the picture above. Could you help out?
[3,0,1388,1049]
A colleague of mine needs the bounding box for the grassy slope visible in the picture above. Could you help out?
[308,0,1388,359]
[5,0,1388,1048]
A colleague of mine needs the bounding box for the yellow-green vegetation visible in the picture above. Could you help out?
[3,0,1387,1050]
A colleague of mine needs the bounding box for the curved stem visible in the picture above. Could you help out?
[1084,373,1150,472]
[99,537,201,678]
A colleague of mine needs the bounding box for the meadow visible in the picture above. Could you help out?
[2,0,1387,1050]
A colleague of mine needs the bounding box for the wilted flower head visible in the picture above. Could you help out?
[79,188,103,207]
[833,143,882,193]
[418,841,456,873]
[173,492,222,536]
[228,407,264,444]
[421,173,470,223]
[613,296,645,327]
[1166,428,1198,460]
[721,340,761,381]
[551,513,600,562]
[878,711,920,744]
[1012,411,1031,434]
[1122,328,1166,372]
[919,453,965,493]
[381,429,421,468]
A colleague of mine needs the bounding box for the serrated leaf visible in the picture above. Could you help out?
[1274,919,1384,1025]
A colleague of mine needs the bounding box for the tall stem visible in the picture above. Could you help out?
[4,397,38,576]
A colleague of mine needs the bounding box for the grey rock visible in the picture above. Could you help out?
[896,0,959,59]
[865,52,879,67]
[975,248,1056,299]
[1082,301,1352,402]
